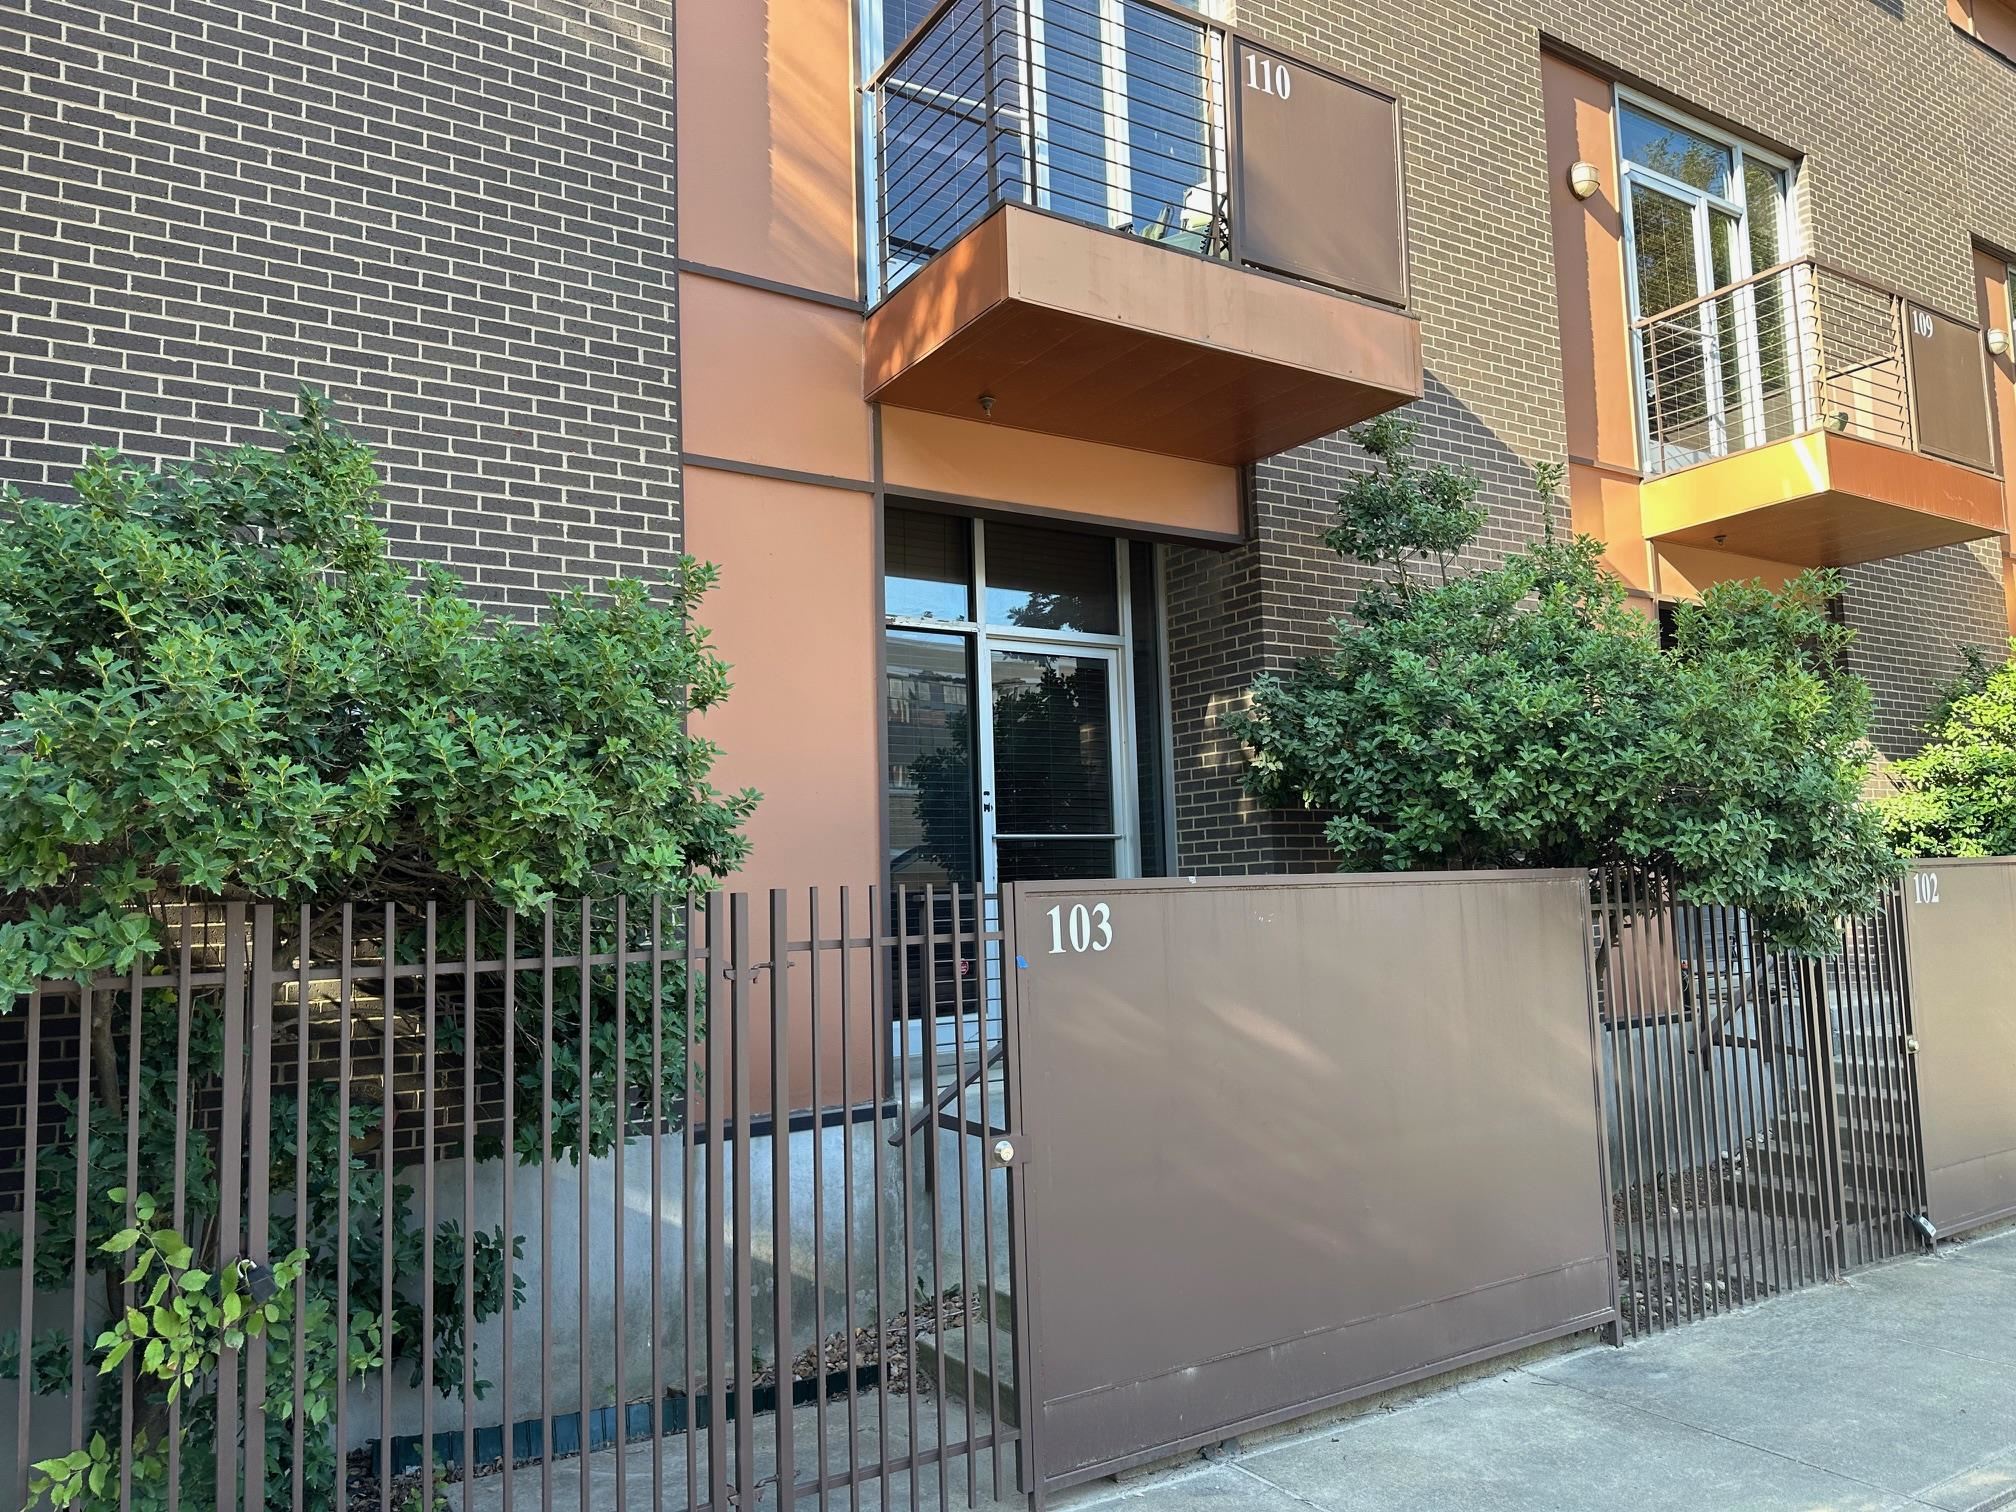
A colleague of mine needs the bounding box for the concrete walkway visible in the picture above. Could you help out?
[1080,1227,2016,1512]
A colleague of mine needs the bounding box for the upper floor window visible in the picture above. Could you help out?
[1618,94,1799,472]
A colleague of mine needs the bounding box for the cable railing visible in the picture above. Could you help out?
[1634,257,1969,477]
[870,0,1230,295]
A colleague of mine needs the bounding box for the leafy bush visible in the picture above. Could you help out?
[0,390,754,992]
[1878,642,2016,857]
[1228,417,1900,954]
[0,395,754,1508]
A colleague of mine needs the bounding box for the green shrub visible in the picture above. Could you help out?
[1878,641,2016,857]
[0,390,754,992]
[1227,417,1900,954]
[0,394,755,1508]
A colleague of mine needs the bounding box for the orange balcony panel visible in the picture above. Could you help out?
[1639,431,2005,569]
[863,205,1423,467]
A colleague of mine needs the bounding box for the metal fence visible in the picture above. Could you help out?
[1637,258,1888,473]
[870,0,1229,293]
[0,888,1028,1512]
[1591,870,1929,1339]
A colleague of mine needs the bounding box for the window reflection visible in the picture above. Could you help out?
[983,521,1119,633]
[1620,104,1732,196]
[886,630,977,884]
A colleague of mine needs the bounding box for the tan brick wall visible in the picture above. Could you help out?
[1173,0,2016,870]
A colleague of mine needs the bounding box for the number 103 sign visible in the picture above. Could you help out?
[1045,901,1113,955]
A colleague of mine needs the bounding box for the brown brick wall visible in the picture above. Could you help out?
[1172,0,2016,872]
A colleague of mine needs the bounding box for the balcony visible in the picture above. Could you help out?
[861,0,1423,467]
[1635,258,2005,567]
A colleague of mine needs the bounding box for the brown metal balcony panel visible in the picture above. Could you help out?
[1640,431,2005,568]
[864,205,1424,466]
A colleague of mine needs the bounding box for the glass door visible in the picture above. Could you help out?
[979,642,1128,889]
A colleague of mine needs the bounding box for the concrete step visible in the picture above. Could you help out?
[913,1322,1017,1428]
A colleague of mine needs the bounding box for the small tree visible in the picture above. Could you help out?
[0,394,756,1508]
[1877,641,2016,857]
[1227,417,1899,954]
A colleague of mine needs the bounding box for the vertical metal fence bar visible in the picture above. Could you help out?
[1730,908,1767,1303]
[420,904,438,1511]
[1712,906,1755,1307]
[952,885,977,1504]
[119,961,141,1512]
[1750,928,1786,1292]
[1670,890,1709,1317]
[461,901,478,1507]
[1596,876,1632,1337]
[1841,920,1873,1266]
[926,885,951,1511]
[538,905,556,1512]
[170,917,193,1512]
[869,885,895,1512]
[839,888,863,1505]
[1810,958,1846,1281]
[216,902,247,1512]
[246,908,276,1512]
[577,899,594,1512]
[730,893,756,1504]
[1627,871,1674,1329]
[15,985,40,1510]
[705,895,729,1512]
[682,896,701,1512]
[70,980,92,1458]
[292,910,310,1512]
[1782,945,1820,1289]
[1868,909,1900,1256]
[500,910,517,1512]
[810,887,830,1503]
[979,895,1007,1496]
[613,895,630,1512]
[1661,883,1693,1322]
[1610,874,1645,1336]
[769,890,796,1512]
[896,886,922,1492]
[335,907,353,1512]
[378,904,397,1512]
[648,896,665,1512]
[1889,884,1933,1227]
[1681,904,1720,1315]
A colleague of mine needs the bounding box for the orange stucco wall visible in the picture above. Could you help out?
[880,408,1242,539]
[686,466,880,891]
[674,0,859,300]
[680,273,873,482]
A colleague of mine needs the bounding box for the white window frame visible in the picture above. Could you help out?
[1615,86,1800,473]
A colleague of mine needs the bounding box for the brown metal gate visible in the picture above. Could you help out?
[1591,870,1930,1338]
[1002,872,1615,1497]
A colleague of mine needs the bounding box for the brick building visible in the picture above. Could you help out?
[7,0,2016,893]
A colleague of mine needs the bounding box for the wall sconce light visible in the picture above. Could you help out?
[1567,160,1602,200]
[1988,328,2012,358]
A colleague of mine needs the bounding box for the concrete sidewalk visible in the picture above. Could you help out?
[1078,1228,2016,1512]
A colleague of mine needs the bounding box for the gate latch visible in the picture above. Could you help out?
[1905,1034,1920,1055]
[989,1136,1022,1168]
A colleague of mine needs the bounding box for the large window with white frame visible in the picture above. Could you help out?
[1618,91,1801,473]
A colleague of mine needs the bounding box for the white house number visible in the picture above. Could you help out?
[1913,871,1941,905]
[1911,309,1936,341]
[1046,902,1113,955]
[1243,53,1293,99]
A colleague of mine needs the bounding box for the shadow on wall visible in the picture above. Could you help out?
[1164,373,1551,875]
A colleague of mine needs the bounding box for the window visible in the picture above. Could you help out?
[1618,93,1799,473]
[882,508,1170,891]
